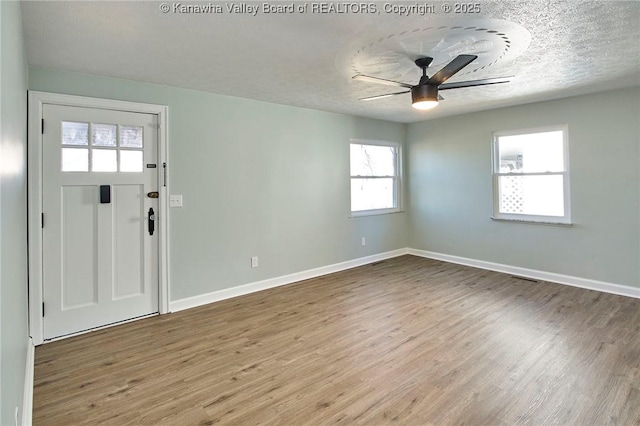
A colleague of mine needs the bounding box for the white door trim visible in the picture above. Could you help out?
[28,91,170,345]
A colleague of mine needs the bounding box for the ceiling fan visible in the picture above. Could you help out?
[353,55,511,110]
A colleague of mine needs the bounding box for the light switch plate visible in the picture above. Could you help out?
[169,195,183,208]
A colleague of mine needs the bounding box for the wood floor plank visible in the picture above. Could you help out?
[33,255,640,424]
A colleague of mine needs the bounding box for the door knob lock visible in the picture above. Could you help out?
[148,208,155,236]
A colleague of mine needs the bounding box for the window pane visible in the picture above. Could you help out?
[62,148,88,172]
[120,125,143,148]
[351,178,395,212]
[62,122,88,146]
[120,150,143,172]
[92,123,117,147]
[350,144,396,176]
[499,175,564,216]
[498,131,564,173]
[92,150,117,172]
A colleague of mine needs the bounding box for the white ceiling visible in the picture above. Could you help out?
[21,1,640,123]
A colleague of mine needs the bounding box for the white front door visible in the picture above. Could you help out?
[42,104,159,340]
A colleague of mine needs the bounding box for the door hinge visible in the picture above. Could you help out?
[42,303,45,317]
[41,118,44,134]
[41,213,44,228]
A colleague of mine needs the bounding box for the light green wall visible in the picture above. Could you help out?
[29,66,408,300]
[407,88,640,288]
[0,1,29,424]
[28,66,640,297]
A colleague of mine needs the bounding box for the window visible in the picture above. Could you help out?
[350,140,401,216]
[492,126,570,224]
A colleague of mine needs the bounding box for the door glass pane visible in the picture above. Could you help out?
[62,122,89,146]
[499,175,564,216]
[351,178,395,211]
[350,144,396,176]
[120,125,143,148]
[120,150,143,172]
[92,123,117,147]
[62,148,89,172]
[92,150,117,172]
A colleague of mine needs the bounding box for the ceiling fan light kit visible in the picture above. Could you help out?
[411,85,439,110]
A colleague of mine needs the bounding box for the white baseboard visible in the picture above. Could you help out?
[170,248,409,312]
[22,337,34,426]
[408,248,640,299]
[170,247,639,313]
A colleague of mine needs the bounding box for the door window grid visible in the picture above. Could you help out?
[61,121,144,172]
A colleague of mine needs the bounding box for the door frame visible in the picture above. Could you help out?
[28,91,170,345]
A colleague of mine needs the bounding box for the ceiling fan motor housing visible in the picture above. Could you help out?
[411,84,439,103]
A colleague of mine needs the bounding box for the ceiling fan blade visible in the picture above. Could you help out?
[353,74,413,89]
[427,54,478,85]
[359,91,410,101]
[439,76,512,90]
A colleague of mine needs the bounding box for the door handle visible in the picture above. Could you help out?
[148,208,155,236]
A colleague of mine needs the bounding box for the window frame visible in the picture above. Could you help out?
[491,125,572,225]
[349,139,403,217]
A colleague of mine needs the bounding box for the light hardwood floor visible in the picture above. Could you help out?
[34,255,640,425]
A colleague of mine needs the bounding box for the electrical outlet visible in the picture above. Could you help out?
[251,256,259,268]
[169,194,183,208]
[361,237,366,246]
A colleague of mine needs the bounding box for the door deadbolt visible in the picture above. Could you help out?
[147,191,159,198]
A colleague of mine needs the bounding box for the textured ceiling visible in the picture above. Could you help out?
[21,1,640,123]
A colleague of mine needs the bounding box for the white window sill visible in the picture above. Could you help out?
[350,210,405,218]
[490,217,573,227]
